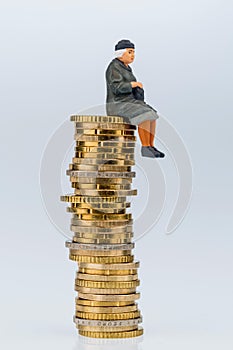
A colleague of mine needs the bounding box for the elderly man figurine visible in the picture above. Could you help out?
[105,39,165,158]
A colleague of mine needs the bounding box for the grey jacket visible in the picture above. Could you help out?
[105,58,159,125]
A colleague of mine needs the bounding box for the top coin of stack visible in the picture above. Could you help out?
[60,115,143,339]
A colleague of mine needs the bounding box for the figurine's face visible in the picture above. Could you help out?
[119,48,135,65]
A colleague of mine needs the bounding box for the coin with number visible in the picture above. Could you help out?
[73,316,142,326]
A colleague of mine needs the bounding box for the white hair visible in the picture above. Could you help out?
[114,48,127,58]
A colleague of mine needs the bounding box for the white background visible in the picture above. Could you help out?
[0,1,232,349]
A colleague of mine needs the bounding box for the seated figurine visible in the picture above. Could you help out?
[105,39,165,158]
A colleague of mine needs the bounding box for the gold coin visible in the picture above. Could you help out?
[69,255,134,263]
[74,189,137,196]
[76,141,135,148]
[67,207,126,214]
[78,327,143,338]
[68,164,133,172]
[76,273,138,282]
[72,152,134,160]
[74,129,135,136]
[67,170,136,178]
[75,122,136,130]
[61,195,127,203]
[70,249,132,257]
[70,226,133,234]
[75,286,137,295]
[66,165,135,174]
[76,310,140,320]
[70,207,129,214]
[73,237,132,244]
[71,183,131,190]
[75,146,135,153]
[73,232,133,239]
[78,268,138,276]
[77,292,140,302]
[70,224,133,233]
[77,325,138,333]
[75,304,138,314]
[75,280,140,289]
[70,115,127,123]
[72,219,133,228]
[70,213,132,220]
[78,262,139,270]
[71,224,132,231]
[70,177,132,184]
[71,157,134,165]
[75,135,136,142]
[76,299,135,307]
[70,201,130,208]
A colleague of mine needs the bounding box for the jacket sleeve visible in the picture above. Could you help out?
[106,66,133,95]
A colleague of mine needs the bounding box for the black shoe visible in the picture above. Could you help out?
[150,146,165,158]
[141,146,156,158]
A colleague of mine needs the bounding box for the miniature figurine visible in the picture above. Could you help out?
[105,39,165,158]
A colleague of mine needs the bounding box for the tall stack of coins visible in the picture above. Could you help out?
[60,115,143,338]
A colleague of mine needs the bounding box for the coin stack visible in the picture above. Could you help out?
[60,115,143,338]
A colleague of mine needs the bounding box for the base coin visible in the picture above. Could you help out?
[78,327,143,338]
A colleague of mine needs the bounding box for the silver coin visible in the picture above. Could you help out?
[66,171,136,178]
[65,241,134,251]
[73,317,143,327]
[70,225,133,234]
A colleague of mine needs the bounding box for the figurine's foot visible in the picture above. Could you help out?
[141,146,157,158]
[150,146,165,158]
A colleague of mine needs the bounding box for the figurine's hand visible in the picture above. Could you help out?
[131,81,143,88]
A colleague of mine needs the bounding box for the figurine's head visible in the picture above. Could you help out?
[114,39,135,66]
